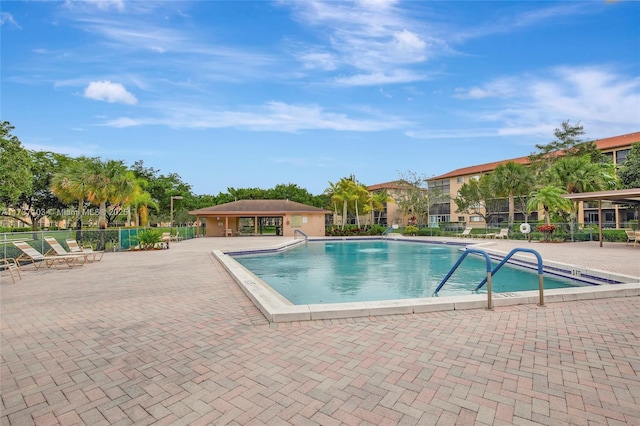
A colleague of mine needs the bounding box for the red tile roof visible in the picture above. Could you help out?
[428,131,639,181]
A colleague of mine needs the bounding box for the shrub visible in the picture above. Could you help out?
[404,226,419,235]
[132,229,162,250]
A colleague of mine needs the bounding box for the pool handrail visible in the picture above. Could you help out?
[293,229,308,240]
[382,226,394,237]
[435,248,492,294]
[474,248,545,306]
[435,248,496,309]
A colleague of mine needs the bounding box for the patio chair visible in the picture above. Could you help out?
[455,227,474,238]
[170,230,183,242]
[44,236,90,264]
[1,258,22,283]
[66,239,104,261]
[625,229,638,246]
[13,241,85,269]
[494,228,509,239]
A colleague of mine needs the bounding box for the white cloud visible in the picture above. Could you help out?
[392,30,426,62]
[410,65,640,140]
[84,80,138,104]
[65,0,125,12]
[1,12,21,29]
[286,0,436,85]
[299,52,337,71]
[453,79,518,99]
[101,101,411,132]
[335,70,424,86]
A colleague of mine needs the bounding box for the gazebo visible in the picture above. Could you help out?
[189,199,330,238]
[563,188,640,247]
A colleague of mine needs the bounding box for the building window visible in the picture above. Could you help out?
[469,216,483,222]
[428,179,451,195]
[616,149,630,164]
[603,152,614,163]
[456,177,464,183]
[457,216,465,222]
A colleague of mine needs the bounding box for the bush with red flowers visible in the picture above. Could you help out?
[537,225,556,233]
[537,224,556,241]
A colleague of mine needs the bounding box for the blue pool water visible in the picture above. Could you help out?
[233,240,582,305]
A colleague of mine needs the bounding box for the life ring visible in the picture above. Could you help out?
[519,223,531,234]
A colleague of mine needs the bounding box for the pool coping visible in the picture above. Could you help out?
[213,238,640,323]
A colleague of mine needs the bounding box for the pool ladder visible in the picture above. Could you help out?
[434,248,545,310]
[294,229,308,240]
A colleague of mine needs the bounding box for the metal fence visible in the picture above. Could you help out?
[398,222,633,243]
[1,226,198,259]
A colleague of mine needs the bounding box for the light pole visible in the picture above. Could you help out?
[170,196,183,231]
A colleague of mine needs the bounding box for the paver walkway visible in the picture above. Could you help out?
[1,237,639,425]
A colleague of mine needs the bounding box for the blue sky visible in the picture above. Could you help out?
[2,0,639,196]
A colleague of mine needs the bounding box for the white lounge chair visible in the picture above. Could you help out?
[494,228,509,239]
[66,239,104,261]
[456,227,474,238]
[170,230,183,242]
[44,236,90,264]
[625,229,638,246]
[13,241,85,269]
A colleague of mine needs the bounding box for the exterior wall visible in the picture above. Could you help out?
[427,135,638,228]
[282,213,326,237]
[202,214,326,237]
[204,217,239,237]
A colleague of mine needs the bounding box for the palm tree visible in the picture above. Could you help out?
[546,155,617,195]
[491,161,533,227]
[84,159,138,229]
[545,155,618,223]
[325,181,341,221]
[51,156,94,229]
[124,178,159,227]
[526,185,573,225]
[370,189,394,225]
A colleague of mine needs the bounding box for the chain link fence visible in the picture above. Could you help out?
[1,226,198,260]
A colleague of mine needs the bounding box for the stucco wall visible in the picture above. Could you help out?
[282,213,326,237]
[204,217,238,237]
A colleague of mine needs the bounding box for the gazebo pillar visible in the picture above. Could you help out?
[598,200,603,248]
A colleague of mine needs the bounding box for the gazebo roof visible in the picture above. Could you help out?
[562,188,640,205]
[190,199,330,216]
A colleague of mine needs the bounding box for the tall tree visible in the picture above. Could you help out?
[6,151,71,230]
[369,189,394,225]
[454,175,501,224]
[546,155,617,194]
[51,156,94,230]
[83,159,138,229]
[618,143,640,189]
[490,161,534,227]
[394,170,434,227]
[0,121,32,208]
[325,181,341,220]
[529,120,603,175]
[526,185,573,226]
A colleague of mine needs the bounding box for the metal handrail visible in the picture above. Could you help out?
[435,248,496,310]
[381,226,394,237]
[475,248,545,306]
[293,229,308,240]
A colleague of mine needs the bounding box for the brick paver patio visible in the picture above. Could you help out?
[1,237,639,425]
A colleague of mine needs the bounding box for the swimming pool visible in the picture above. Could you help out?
[233,240,583,304]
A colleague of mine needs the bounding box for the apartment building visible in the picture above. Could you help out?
[369,132,639,229]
